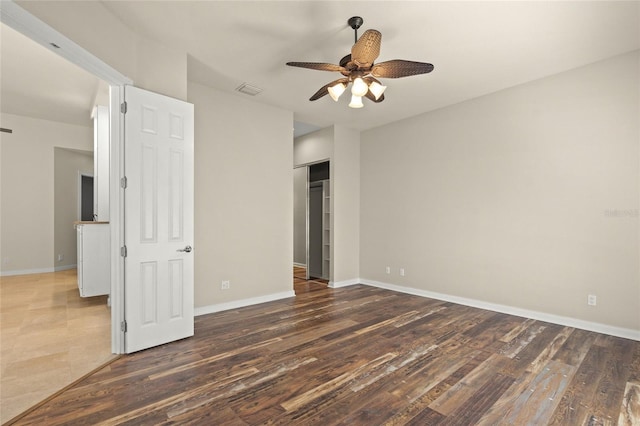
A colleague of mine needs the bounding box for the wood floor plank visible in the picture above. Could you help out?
[630,342,640,383]
[10,280,640,426]
[499,318,537,343]
[552,327,598,367]
[475,328,576,426]
[438,372,514,425]
[547,343,609,425]
[429,352,511,416]
[501,360,575,425]
[618,381,640,426]
[587,336,636,425]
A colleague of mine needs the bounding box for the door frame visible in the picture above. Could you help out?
[294,158,330,281]
[1,1,133,353]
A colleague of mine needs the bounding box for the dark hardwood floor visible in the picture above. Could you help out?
[293,265,328,295]
[8,280,640,425]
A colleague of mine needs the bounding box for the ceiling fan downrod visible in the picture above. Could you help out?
[348,16,364,44]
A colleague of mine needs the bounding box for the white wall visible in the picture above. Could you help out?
[361,51,640,332]
[17,1,188,100]
[54,147,93,269]
[188,81,293,307]
[0,113,93,275]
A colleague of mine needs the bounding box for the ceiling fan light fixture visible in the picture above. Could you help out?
[351,77,369,97]
[286,16,434,108]
[349,95,364,109]
[368,81,387,100]
[328,82,346,102]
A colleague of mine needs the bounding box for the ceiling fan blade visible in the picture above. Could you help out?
[309,78,349,101]
[364,91,385,103]
[351,29,381,68]
[286,62,345,72]
[371,60,434,78]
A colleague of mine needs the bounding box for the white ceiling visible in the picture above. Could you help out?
[1,1,639,132]
[1,23,104,126]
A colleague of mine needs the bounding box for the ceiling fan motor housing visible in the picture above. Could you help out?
[348,16,364,30]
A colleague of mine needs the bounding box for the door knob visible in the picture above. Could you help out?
[177,245,192,253]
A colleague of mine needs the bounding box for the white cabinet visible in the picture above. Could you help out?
[76,223,110,297]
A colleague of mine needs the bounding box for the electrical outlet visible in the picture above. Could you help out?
[221,280,230,290]
[587,294,597,306]
[57,254,64,262]
[385,266,391,274]
[400,268,405,276]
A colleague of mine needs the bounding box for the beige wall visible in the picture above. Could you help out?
[0,113,93,274]
[361,51,640,331]
[188,81,293,307]
[54,148,93,269]
[332,126,360,283]
[294,127,333,166]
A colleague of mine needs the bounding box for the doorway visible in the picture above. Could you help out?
[0,3,131,420]
[293,160,330,290]
[79,173,94,221]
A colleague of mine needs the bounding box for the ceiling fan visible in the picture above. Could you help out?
[286,16,434,108]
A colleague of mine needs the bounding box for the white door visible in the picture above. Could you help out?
[124,86,194,353]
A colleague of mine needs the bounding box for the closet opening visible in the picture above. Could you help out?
[307,161,330,280]
[293,160,330,292]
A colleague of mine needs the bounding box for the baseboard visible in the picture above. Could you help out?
[329,278,361,288]
[1,267,53,277]
[1,265,78,277]
[293,262,306,268]
[54,264,77,272]
[360,278,640,342]
[195,290,296,317]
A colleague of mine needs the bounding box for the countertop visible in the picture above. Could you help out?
[74,221,110,225]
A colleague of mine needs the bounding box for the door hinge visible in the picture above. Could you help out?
[120,245,127,257]
[121,320,127,333]
[120,101,127,114]
[120,176,127,189]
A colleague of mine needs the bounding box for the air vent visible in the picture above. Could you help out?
[235,83,263,96]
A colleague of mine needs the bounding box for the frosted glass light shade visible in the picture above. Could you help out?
[351,77,369,97]
[349,95,364,108]
[369,81,387,100]
[328,83,346,101]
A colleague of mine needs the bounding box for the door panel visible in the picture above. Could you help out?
[124,86,194,353]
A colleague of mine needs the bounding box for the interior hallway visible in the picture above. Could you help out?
[293,265,329,295]
[0,269,114,423]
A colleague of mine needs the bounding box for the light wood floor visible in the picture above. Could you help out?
[8,283,640,425]
[0,269,114,423]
